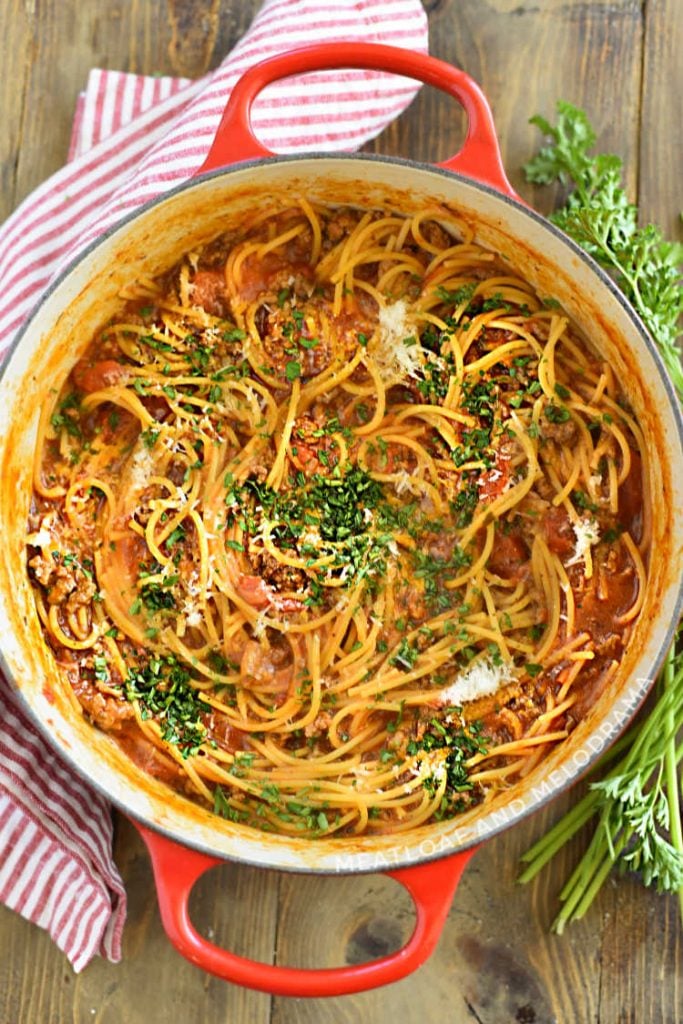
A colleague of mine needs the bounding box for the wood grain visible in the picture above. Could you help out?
[365,0,643,209]
[0,1,681,1022]
[639,0,683,236]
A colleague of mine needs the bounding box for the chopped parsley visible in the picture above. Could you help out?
[285,360,301,381]
[125,654,206,756]
[390,638,420,672]
[437,283,477,306]
[450,482,480,529]
[310,465,383,543]
[408,715,487,816]
[451,427,494,468]
[544,403,571,424]
[139,581,176,613]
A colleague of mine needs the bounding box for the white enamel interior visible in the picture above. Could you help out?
[0,156,681,873]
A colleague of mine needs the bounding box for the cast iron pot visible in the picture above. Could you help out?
[0,44,681,997]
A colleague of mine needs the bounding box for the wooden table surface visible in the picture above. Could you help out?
[1,1,681,1021]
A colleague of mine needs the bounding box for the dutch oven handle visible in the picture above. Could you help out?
[135,822,477,996]
[196,41,519,199]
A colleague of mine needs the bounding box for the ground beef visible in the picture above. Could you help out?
[250,548,307,594]
[542,416,578,445]
[28,555,94,609]
[304,711,332,738]
[72,675,135,732]
[421,220,453,250]
[64,576,96,614]
[288,413,337,475]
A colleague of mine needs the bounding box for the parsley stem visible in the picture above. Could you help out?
[517,790,601,883]
[554,827,632,933]
[663,647,683,921]
[518,725,653,882]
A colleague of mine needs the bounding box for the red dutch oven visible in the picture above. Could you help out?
[0,44,681,997]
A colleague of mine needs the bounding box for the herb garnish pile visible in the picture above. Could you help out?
[226,462,393,594]
[409,713,488,819]
[518,102,683,931]
[125,654,206,756]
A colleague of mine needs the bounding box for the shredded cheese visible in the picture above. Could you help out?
[370,300,423,383]
[252,612,269,639]
[566,516,600,568]
[394,468,413,495]
[129,445,156,492]
[437,655,517,705]
[28,512,58,548]
[182,603,203,628]
[411,749,449,780]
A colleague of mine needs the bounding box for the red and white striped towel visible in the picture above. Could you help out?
[0,0,428,971]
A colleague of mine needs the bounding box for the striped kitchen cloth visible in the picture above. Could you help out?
[0,0,428,971]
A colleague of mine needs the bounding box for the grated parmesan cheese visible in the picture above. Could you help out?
[182,603,203,628]
[249,516,274,548]
[28,527,52,547]
[370,300,423,383]
[185,571,201,598]
[409,749,449,784]
[129,445,156,491]
[252,612,269,639]
[300,526,323,550]
[566,516,600,568]
[393,468,413,495]
[437,655,517,706]
[479,468,502,488]
[28,512,58,548]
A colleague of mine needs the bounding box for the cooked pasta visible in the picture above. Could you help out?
[26,200,647,836]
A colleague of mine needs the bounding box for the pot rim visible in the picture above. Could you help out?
[2,151,682,873]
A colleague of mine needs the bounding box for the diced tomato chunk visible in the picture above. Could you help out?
[478,451,511,502]
[192,269,228,316]
[235,572,305,614]
[72,358,127,393]
[487,530,529,580]
[542,506,575,556]
[236,574,273,610]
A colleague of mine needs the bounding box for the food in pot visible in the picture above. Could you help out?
[26,200,648,836]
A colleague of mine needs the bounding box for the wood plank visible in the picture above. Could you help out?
[271,793,601,1024]
[0,0,33,222]
[0,2,278,1021]
[2,0,259,223]
[596,870,683,1024]
[598,4,683,1012]
[0,816,278,1024]
[366,0,643,210]
[639,0,683,234]
[272,2,679,1020]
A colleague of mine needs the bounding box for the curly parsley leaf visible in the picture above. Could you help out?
[525,101,683,400]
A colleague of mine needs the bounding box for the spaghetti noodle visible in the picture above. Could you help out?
[27,201,648,837]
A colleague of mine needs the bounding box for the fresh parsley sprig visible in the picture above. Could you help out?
[519,102,683,929]
[525,101,683,399]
